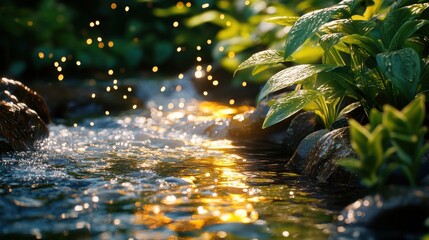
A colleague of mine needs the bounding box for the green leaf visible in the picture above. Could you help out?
[319,33,343,52]
[337,158,363,173]
[257,64,338,102]
[285,4,351,58]
[265,16,299,26]
[322,67,364,99]
[236,50,287,72]
[262,90,321,128]
[341,34,380,55]
[394,144,414,165]
[369,108,382,131]
[338,101,361,117]
[349,119,371,157]
[186,10,236,28]
[383,105,409,133]
[251,65,272,76]
[402,95,425,128]
[319,19,352,34]
[376,48,421,100]
[364,126,386,176]
[389,20,429,50]
[381,3,429,48]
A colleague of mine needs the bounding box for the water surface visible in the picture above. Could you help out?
[0,79,359,239]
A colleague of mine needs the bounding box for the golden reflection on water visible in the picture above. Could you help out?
[133,136,265,235]
[194,101,254,121]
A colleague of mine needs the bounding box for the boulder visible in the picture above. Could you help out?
[304,127,359,185]
[227,99,292,143]
[282,111,324,154]
[0,77,50,124]
[0,78,49,152]
[334,188,429,239]
[286,129,329,173]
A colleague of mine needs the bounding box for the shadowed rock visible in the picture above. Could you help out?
[304,127,358,185]
[282,111,323,154]
[286,129,329,173]
[227,99,292,143]
[334,188,429,239]
[0,78,49,152]
[0,77,50,124]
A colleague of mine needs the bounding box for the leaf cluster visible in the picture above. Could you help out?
[236,0,429,129]
[338,95,429,192]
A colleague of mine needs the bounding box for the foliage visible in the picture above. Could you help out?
[338,95,429,192]
[236,0,429,128]
[0,0,222,78]
[0,0,339,81]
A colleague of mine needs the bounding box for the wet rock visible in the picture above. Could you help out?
[330,117,349,130]
[282,111,324,154]
[286,129,329,173]
[0,77,50,124]
[334,188,429,239]
[0,78,49,152]
[227,99,292,143]
[304,127,359,185]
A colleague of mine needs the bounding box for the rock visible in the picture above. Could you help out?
[0,77,50,124]
[330,117,349,130]
[286,129,329,173]
[334,188,429,239]
[227,99,292,143]
[0,101,49,153]
[304,127,359,185]
[282,111,324,154]
[0,78,49,152]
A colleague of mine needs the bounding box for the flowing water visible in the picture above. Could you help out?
[0,78,360,239]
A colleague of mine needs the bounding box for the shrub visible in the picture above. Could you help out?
[338,95,429,192]
[236,0,429,128]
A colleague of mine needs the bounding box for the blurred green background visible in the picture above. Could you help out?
[0,0,337,82]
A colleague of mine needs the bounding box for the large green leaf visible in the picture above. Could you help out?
[320,67,363,99]
[381,3,429,48]
[257,64,338,102]
[389,20,429,50]
[236,50,287,73]
[341,34,380,55]
[376,48,421,100]
[401,94,425,132]
[262,90,321,128]
[284,4,351,58]
[265,16,299,26]
[185,10,237,28]
[349,119,371,158]
[319,33,343,52]
[339,101,361,117]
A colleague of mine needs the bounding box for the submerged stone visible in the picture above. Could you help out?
[0,78,49,152]
[334,188,429,239]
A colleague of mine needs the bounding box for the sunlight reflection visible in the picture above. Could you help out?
[133,143,265,233]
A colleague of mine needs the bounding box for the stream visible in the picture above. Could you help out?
[0,77,359,239]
